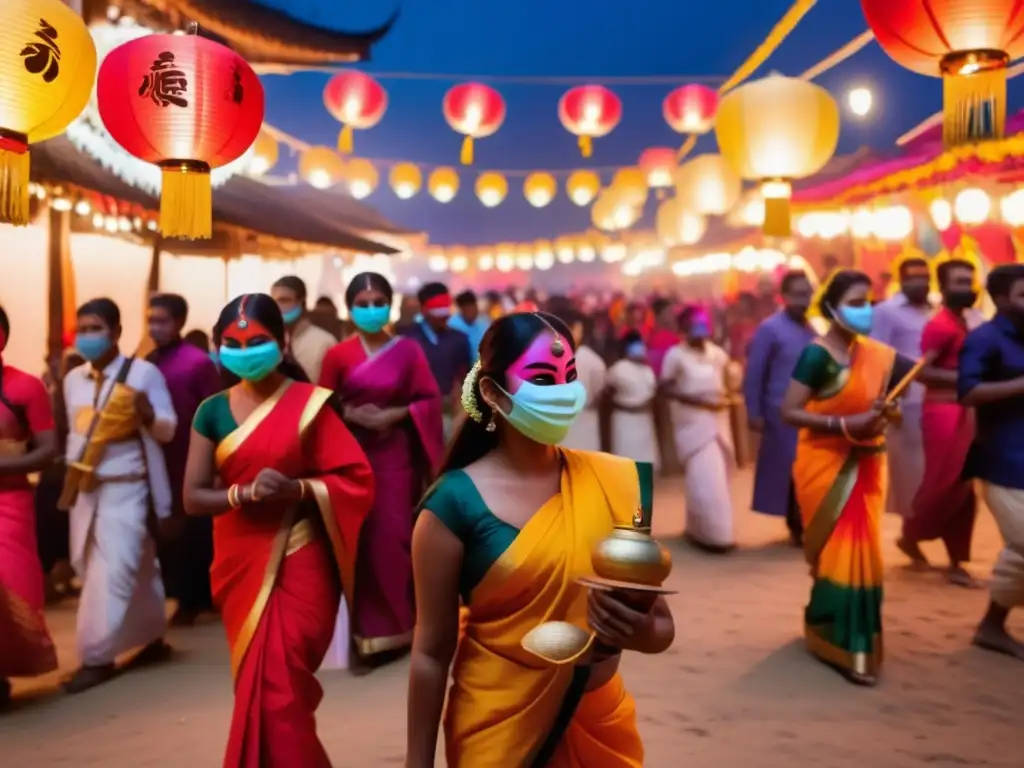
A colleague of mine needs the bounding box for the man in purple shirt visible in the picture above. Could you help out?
[870,257,932,519]
[147,293,222,626]
[743,270,816,545]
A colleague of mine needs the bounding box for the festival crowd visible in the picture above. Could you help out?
[2,257,1024,765]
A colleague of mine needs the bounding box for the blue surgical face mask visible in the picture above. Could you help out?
[351,305,391,334]
[836,304,873,336]
[496,380,587,445]
[626,341,647,359]
[76,332,112,362]
[218,342,283,382]
[689,320,710,340]
[281,306,302,326]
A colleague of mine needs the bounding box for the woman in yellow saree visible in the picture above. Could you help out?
[406,312,675,767]
[782,270,924,687]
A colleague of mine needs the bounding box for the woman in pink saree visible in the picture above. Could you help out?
[319,273,444,671]
[0,306,60,705]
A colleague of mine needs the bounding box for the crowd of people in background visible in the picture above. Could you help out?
[3,257,1024,762]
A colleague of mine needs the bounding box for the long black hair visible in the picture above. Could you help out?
[437,311,576,476]
[213,293,309,385]
[0,306,28,433]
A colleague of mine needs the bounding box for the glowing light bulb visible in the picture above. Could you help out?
[847,87,873,118]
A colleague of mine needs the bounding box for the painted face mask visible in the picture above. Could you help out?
[351,305,391,334]
[494,326,586,445]
[836,304,874,336]
[219,297,283,381]
[75,332,112,362]
[281,306,302,325]
[421,293,452,319]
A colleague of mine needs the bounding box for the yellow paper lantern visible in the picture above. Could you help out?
[447,246,469,273]
[656,197,706,247]
[249,131,279,176]
[566,170,601,206]
[715,73,840,237]
[674,154,742,216]
[533,239,555,271]
[476,247,495,271]
[428,166,459,203]
[1,2,97,224]
[575,235,597,262]
[611,166,649,207]
[475,171,508,208]
[299,146,345,190]
[495,243,516,272]
[389,162,422,199]
[523,172,557,208]
[554,236,575,264]
[345,158,378,199]
[592,187,640,232]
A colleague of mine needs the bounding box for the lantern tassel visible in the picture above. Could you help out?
[578,135,593,158]
[338,125,354,154]
[941,52,1008,147]
[460,136,474,165]
[0,132,31,226]
[763,196,792,238]
[159,162,212,240]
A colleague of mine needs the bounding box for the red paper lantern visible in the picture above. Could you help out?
[638,147,677,191]
[861,0,1024,145]
[323,70,387,154]
[443,83,505,165]
[98,34,264,240]
[558,85,621,158]
[663,84,718,135]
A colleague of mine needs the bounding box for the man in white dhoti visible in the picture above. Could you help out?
[60,298,176,693]
[608,330,659,468]
[661,307,735,552]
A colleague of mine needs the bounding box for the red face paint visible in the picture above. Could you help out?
[221,296,275,348]
[505,330,577,393]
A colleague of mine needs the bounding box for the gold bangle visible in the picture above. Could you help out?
[298,479,307,500]
[249,484,260,502]
[840,417,874,447]
[227,484,239,509]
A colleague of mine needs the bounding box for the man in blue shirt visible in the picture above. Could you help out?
[958,263,1024,661]
[448,289,489,363]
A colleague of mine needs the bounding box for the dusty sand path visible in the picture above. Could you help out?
[3,469,1022,766]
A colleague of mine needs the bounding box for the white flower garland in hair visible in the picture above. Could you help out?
[461,361,484,423]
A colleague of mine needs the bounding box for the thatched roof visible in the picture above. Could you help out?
[32,136,400,254]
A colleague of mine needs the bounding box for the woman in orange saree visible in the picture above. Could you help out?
[406,312,675,767]
[0,306,60,705]
[782,270,924,687]
[184,295,373,767]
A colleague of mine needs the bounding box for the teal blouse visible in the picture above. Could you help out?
[420,470,519,603]
[192,391,238,444]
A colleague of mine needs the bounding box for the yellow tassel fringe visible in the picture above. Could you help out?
[460,136,474,165]
[577,135,592,158]
[160,165,212,240]
[338,125,354,154]
[0,148,30,226]
[943,65,1007,147]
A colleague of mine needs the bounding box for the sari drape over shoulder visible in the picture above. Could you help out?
[794,337,894,677]
[0,365,58,678]
[444,450,644,768]
[210,380,373,768]
[318,335,443,656]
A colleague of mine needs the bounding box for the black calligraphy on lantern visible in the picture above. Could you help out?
[139,51,189,108]
[20,19,62,83]
[227,66,244,105]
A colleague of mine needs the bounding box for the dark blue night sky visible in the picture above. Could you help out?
[256,0,1024,246]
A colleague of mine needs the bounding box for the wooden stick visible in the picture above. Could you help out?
[885,357,928,404]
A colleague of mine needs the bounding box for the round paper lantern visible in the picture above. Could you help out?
[533,239,555,271]
[476,247,495,272]
[663,84,719,135]
[345,158,378,199]
[592,188,639,232]
[98,34,265,239]
[323,70,387,154]
[558,85,622,157]
[554,236,575,264]
[475,172,508,207]
[674,154,742,216]
[611,167,649,208]
[1,1,96,225]
[299,146,345,189]
[248,130,278,176]
[638,147,676,190]
[389,162,422,199]
[860,0,1024,145]
[656,198,707,247]
[576,236,597,262]
[495,243,516,272]
[443,83,506,165]
[428,166,460,203]
[447,246,469,274]
[566,170,600,206]
[715,73,839,237]
[523,172,557,208]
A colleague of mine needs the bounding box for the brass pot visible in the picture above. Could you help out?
[592,525,672,587]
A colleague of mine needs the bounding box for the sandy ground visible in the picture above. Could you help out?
[3,468,1023,767]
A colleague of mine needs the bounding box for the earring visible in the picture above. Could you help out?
[486,413,497,432]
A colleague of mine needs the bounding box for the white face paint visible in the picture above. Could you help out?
[425,307,451,318]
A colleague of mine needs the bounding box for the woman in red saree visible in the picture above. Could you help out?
[0,306,59,706]
[184,294,373,767]
[319,272,444,669]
